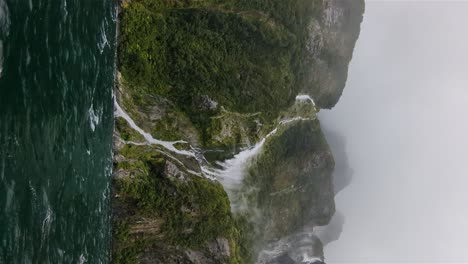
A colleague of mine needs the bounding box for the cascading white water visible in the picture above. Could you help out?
[213,95,317,194]
[114,94,316,196]
[114,99,195,157]
[205,128,276,191]
[114,94,323,262]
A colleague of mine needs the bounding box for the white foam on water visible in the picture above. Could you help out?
[39,189,54,254]
[0,0,10,79]
[97,21,108,54]
[28,180,37,201]
[25,46,31,66]
[0,40,4,78]
[61,0,68,22]
[4,180,15,212]
[88,104,101,132]
[0,153,4,181]
[78,253,87,264]
[42,207,53,237]
[0,0,10,35]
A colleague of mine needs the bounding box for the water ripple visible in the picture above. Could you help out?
[0,0,10,78]
[0,0,117,262]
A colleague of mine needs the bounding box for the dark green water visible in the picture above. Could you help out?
[0,0,116,263]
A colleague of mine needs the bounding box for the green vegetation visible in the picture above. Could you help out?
[112,144,252,263]
[112,114,332,263]
[229,215,255,264]
[115,116,145,142]
[113,0,343,262]
[119,76,203,144]
[242,119,335,241]
[118,0,323,145]
[115,165,230,245]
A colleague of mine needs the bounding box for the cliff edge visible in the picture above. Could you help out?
[112,0,364,263]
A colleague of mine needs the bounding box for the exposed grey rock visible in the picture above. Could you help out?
[112,131,125,152]
[199,95,219,110]
[180,238,230,264]
[208,238,231,258]
[164,160,187,181]
[303,0,365,108]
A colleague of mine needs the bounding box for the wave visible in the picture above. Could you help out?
[0,0,9,37]
[0,0,9,78]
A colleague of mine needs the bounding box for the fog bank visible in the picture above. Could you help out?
[319,1,468,263]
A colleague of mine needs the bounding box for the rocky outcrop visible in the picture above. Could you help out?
[302,0,365,108]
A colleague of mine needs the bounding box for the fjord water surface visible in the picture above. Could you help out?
[0,1,116,262]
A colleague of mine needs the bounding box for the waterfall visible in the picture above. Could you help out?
[114,99,195,157]
[114,94,316,201]
[214,95,316,193]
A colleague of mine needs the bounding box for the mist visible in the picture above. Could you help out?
[319,1,468,263]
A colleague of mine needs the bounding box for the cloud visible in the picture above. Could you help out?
[318,1,468,263]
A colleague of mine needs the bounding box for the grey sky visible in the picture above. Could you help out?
[319,1,468,263]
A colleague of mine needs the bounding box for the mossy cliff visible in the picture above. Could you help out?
[245,119,335,240]
[112,0,364,263]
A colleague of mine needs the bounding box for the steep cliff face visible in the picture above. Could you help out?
[112,0,364,263]
[245,120,335,240]
[224,100,335,263]
[301,0,365,108]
